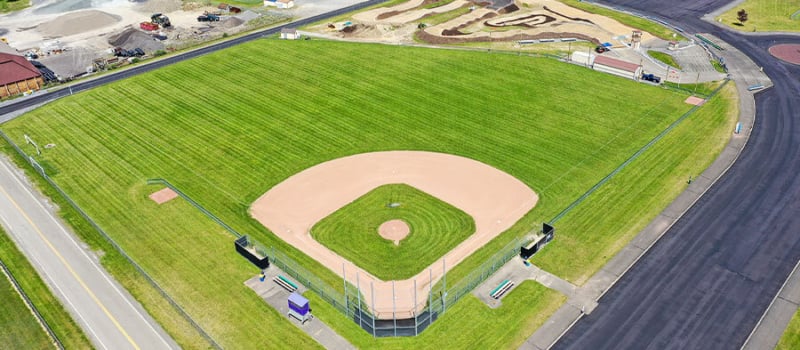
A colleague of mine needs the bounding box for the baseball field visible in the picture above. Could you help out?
[0,37,736,348]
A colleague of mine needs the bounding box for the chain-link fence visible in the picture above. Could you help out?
[0,131,221,349]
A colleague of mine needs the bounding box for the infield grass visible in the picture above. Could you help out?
[717,0,800,32]
[0,38,733,346]
[312,184,475,280]
[0,226,91,349]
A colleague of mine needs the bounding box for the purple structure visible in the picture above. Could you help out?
[288,292,311,324]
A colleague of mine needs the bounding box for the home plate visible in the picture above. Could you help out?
[684,96,706,106]
[149,187,178,204]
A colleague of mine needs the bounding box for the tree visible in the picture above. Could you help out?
[737,9,748,25]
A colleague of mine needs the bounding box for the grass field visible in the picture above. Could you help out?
[312,184,475,280]
[0,38,734,347]
[717,0,800,32]
[648,50,681,69]
[778,307,800,349]
[0,227,92,349]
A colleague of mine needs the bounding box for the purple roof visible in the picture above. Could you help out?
[288,292,308,307]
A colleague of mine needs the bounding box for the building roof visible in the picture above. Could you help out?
[0,53,41,86]
[593,55,641,73]
[281,27,297,34]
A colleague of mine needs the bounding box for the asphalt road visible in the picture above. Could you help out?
[0,157,178,350]
[554,1,800,349]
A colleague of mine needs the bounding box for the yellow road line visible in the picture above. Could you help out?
[0,185,141,350]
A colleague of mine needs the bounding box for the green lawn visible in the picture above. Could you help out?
[0,38,733,346]
[312,184,474,280]
[0,227,91,349]
[648,50,681,69]
[717,0,800,32]
[778,307,800,349]
[0,0,29,13]
[559,0,686,40]
[533,82,738,284]
[308,280,566,349]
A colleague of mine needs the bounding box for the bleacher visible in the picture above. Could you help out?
[490,280,514,299]
[273,275,298,292]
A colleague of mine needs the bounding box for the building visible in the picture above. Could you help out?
[280,28,299,40]
[265,0,294,8]
[0,52,44,98]
[592,55,642,80]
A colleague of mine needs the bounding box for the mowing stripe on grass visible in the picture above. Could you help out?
[0,258,64,349]
[0,131,222,350]
[550,78,731,224]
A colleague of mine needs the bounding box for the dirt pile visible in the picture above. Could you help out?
[108,27,164,52]
[37,10,121,38]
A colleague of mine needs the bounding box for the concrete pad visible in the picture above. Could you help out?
[684,96,706,105]
[245,268,355,350]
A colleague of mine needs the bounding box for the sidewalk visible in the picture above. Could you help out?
[244,267,356,350]
[517,29,770,350]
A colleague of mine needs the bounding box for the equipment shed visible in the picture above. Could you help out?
[592,55,642,80]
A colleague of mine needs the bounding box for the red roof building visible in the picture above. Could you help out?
[592,55,642,80]
[0,53,43,98]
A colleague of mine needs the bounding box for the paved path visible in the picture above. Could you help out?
[0,156,178,350]
[245,268,355,350]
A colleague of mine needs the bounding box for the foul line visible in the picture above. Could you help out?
[0,185,141,350]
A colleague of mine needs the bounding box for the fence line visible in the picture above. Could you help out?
[550,78,731,224]
[0,131,221,349]
[142,177,537,336]
[0,258,64,350]
[147,178,242,238]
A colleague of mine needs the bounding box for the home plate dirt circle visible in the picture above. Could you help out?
[769,44,800,65]
[379,219,410,245]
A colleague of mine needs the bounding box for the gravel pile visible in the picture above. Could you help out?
[107,27,165,53]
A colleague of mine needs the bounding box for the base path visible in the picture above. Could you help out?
[251,151,537,318]
[0,156,178,350]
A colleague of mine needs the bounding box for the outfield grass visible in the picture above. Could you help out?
[717,0,800,32]
[559,0,686,40]
[778,307,800,349]
[648,50,681,69]
[308,280,565,349]
[533,82,738,284]
[0,38,731,346]
[0,227,92,349]
[312,184,475,280]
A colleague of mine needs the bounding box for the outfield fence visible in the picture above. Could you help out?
[0,258,64,350]
[0,131,222,349]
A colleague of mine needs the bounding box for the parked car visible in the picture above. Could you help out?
[641,73,661,84]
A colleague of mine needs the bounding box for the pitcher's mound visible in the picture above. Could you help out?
[379,219,410,245]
